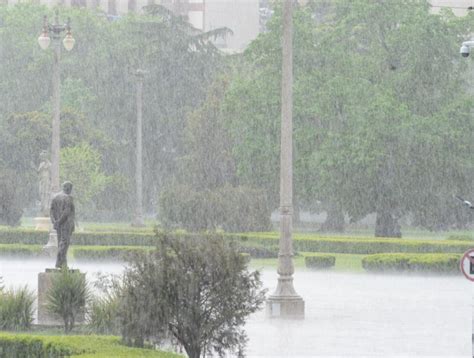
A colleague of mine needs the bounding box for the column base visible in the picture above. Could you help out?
[266,294,305,319]
[37,269,85,326]
[43,231,58,258]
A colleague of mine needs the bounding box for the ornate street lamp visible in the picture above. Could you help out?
[38,11,75,252]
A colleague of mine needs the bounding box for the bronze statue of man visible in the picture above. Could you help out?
[50,181,75,268]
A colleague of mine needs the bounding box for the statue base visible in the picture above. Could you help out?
[42,231,58,258]
[266,295,305,319]
[34,217,50,231]
[37,269,85,325]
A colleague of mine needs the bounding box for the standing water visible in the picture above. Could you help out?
[0,259,471,357]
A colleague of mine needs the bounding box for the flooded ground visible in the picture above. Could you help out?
[1,259,471,357]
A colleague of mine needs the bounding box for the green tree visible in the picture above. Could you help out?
[160,78,272,232]
[224,1,474,236]
[0,4,227,219]
[119,234,266,357]
[60,143,110,218]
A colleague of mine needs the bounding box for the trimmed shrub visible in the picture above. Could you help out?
[288,236,473,255]
[362,253,462,274]
[446,234,474,241]
[0,286,35,331]
[0,229,473,256]
[72,246,153,261]
[305,255,336,270]
[0,244,42,257]
[0,229,160,246]
[237,243,279,258]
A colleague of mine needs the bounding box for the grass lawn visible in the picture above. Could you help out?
[250,252,365,273]
[0,333,182,357]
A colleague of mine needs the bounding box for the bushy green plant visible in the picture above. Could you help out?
[0,286,35,331]
[46,269,90,333]
[362,253,461,274]
[0,163,22,226]
[304,255,336,270]
[88,273,122,335]
[159,184,272,232]
[88,295,121,335]
[60,143,111,219]
[119,233,266,357]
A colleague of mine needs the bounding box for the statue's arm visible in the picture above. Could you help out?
[57,197,73,226]
[50,200,57,228]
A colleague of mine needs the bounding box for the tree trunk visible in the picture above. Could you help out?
[375,210,401,238]
[320,203,345,232]
[185,346,201,358]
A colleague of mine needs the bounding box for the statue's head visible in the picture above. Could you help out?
[62,181,73,195]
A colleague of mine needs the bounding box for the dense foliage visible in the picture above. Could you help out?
[0,2,473,236]
[222,1,474,236]
[119,234,265,357]
[0,4,225,223]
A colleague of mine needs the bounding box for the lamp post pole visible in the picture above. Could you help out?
[266,0,304,319]
[132,69,146,227]
[38,11,75,251]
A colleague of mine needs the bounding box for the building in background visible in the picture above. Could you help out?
[2,0,260,52]
[430,0,473,16]
[1,0,472,51]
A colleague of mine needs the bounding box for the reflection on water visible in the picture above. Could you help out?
[0,259,471,357]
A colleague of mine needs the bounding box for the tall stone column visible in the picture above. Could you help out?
[266,0,304,319]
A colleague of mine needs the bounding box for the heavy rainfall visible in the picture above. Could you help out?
[0,0,473,357]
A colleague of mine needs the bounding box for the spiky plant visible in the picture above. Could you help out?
[0,285,35,331]
[46,269,90,333]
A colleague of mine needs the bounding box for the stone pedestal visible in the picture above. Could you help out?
[266,295,305,319]
[37,269,85,325]
[34,217,50,231]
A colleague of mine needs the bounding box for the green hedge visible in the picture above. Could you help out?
[0,333,181,357]
[0,228,472,256]
[0,229,160,246]
[361,253,462,274]
[446,234,474,241]
[71,246,153,261]
[0,244,42,257]
[304,254,336,270]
